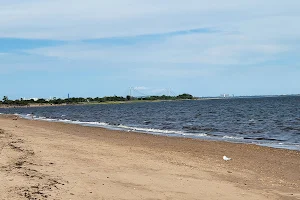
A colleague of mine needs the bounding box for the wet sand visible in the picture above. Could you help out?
[0,115,299,200]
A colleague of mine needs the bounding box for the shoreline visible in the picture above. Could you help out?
[2,113,299,152]
[0,115,299,199]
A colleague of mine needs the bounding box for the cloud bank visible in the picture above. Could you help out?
[0,0,300,97]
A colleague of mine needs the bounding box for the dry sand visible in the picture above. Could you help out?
[0,115,299,200]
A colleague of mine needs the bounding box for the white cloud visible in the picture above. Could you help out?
[1,0,299,72]
[24,31,288,66]
[1,0,300,40]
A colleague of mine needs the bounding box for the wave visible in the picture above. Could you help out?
[282,126,300,132]
[117,124,184,135]
[222,135,244,140]
[15,113,200,138]
[9,112,300,151]
[70,121,110,127]
[182,125,217,132]
[36,117,110,127]
[244,137,285,142]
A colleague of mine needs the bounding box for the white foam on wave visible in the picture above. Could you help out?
[223,135,244,140]
[36,117,56,122]
[196,133,208,137]
[21,114,110,128]
[71,121,109,127]
[180,132,208,137]
[117,125,131,129]
[36,117,110,127]
[58,119,72,122]
[117,124,183,135]
[117,125,213,138]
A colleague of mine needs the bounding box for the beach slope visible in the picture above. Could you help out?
[0,115,299,200]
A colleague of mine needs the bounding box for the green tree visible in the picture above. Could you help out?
[3,96,8,103]
[36,98,47,104]
[176,93,193,99]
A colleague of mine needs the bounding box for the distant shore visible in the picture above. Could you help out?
[1,95,300,109]
[0,103,68,109]
[0,98,231,109]
[0,99,191,109]
[0,114,299,199]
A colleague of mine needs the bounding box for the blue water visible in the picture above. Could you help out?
[1,96,300,150]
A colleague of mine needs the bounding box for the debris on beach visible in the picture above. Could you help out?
[223,156,232,161]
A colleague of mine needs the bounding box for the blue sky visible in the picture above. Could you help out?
[0,0,300,99]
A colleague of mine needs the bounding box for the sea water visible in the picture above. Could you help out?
[1,96,299,151]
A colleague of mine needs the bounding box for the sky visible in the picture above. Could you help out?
[0,0,300,99]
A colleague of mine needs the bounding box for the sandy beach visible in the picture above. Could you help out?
[0,115,299,200]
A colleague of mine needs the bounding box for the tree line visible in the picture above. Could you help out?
[0,94,194,106]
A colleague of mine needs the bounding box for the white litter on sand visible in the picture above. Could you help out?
[223,156,232,161]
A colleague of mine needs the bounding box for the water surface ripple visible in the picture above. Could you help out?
[1,96,299,150]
